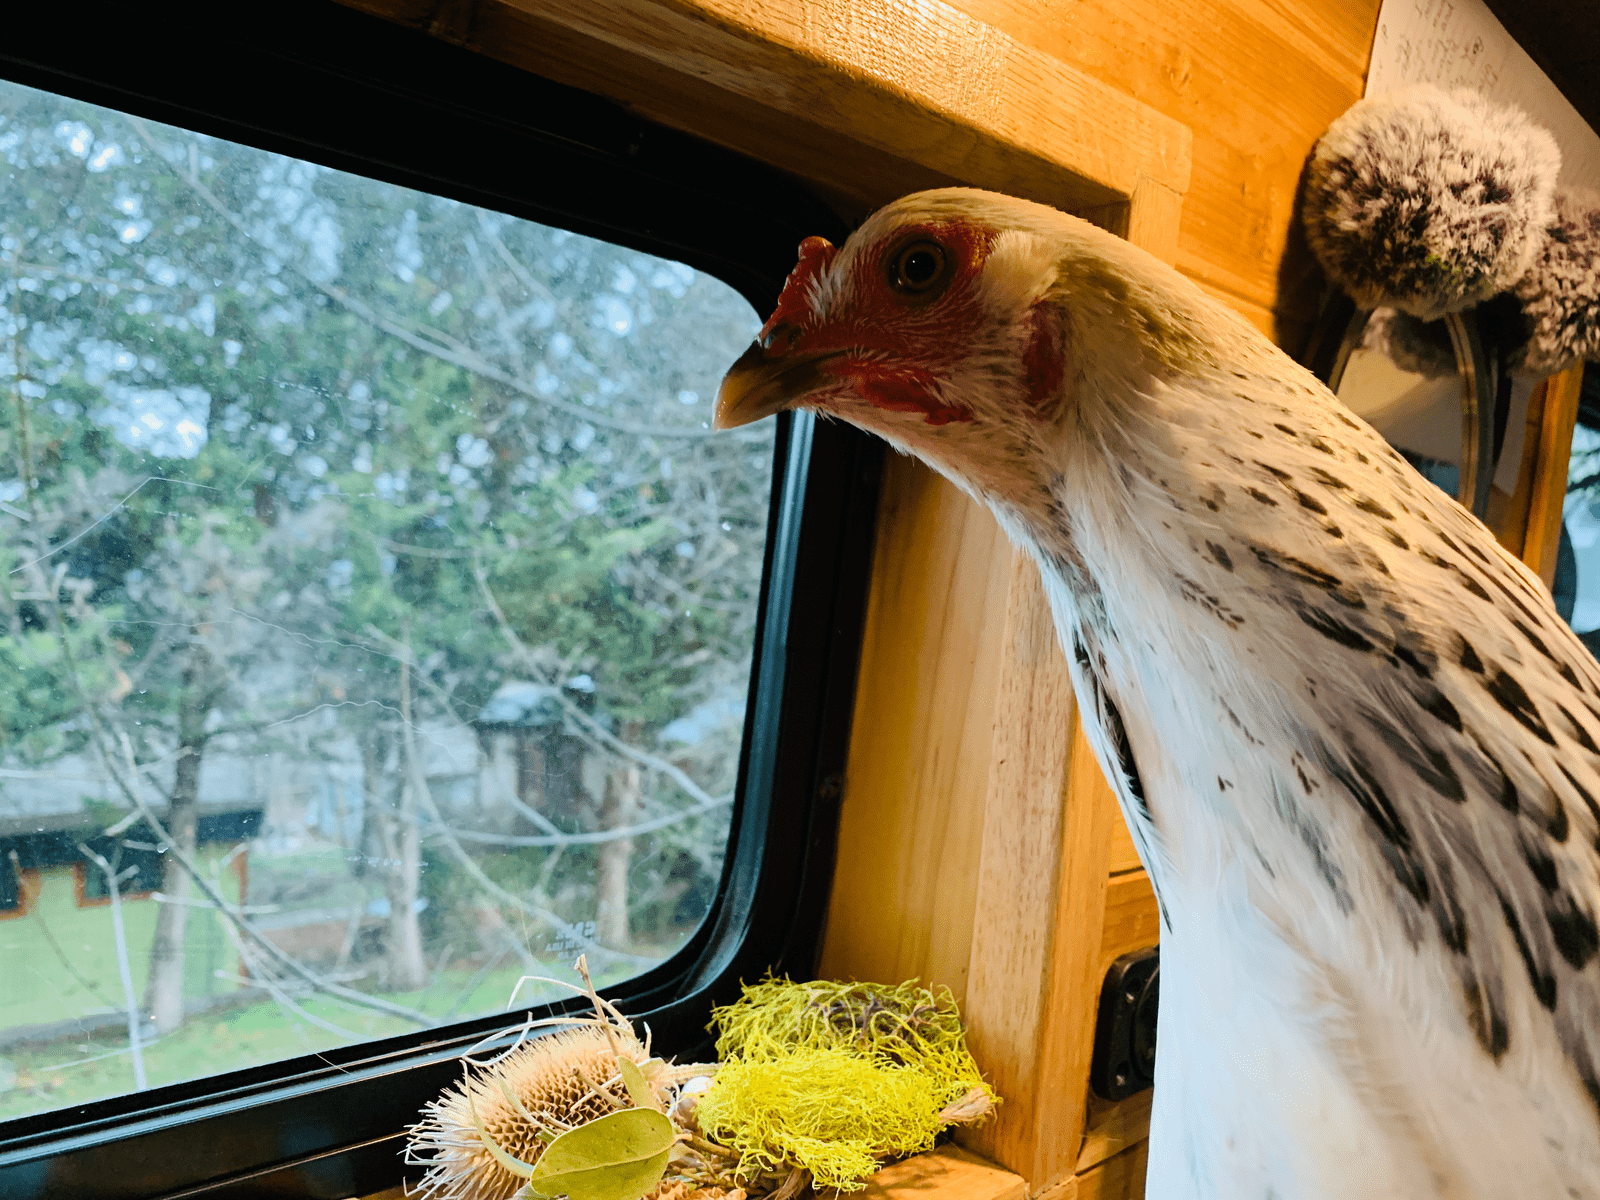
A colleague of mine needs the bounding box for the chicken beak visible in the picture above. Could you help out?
[714,336,836,430]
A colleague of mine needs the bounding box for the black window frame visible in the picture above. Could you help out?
[0,3,883,1196]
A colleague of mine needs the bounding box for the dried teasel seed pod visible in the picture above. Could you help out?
[407,1024,650,1200]
[408,958,722,1200]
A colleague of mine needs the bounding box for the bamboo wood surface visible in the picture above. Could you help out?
[1098,873,1162,974]
[1072,1141,1151,1200]
[953,565,1120,1191]
[1524,363,1587,587]
[860,1144,1030,1200]
[1106,816,1143,877]
[1078,1090,1155,1176]
[816,453,1014,1003]
[948,0,1379,347]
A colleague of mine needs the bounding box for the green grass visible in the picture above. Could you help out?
[0,848,692,1124]
[0,959,635,1122]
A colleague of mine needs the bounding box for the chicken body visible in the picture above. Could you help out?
[716,189,1600,1198]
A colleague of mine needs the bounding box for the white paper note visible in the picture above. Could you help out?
[1366,0,1600,195]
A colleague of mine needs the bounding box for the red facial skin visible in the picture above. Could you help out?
[1021,299,1065,412]
[756,221,999,425]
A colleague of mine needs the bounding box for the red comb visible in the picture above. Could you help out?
[761,236,837,339]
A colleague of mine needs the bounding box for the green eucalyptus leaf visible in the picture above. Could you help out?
[526,1107,676,1200]
[616,1057,659,1111]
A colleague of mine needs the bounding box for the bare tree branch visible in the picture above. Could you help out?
[78,843,149,1091]
[380,620,654,967]
[47,601,436,1027]
[470,559,734,811]
[99,729,436,1026]
[411,794,730,847]
[124,116,731,443]
[224,928,366,1041]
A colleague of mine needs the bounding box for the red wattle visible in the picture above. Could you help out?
[850,366,973,426]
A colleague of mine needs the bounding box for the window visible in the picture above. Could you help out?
[1555,364,1600,641]
[0,3,879,1196]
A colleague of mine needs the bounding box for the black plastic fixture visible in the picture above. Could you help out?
[1090,947,1159,1101]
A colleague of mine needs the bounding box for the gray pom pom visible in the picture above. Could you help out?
[1304,85,1561,320]
[1512,187,1600,377]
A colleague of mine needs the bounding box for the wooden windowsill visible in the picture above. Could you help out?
[862,1144,1028,1200]
[360,1145,1026,1200]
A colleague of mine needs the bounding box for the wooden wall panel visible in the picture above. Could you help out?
[954,566,1119,1190]
[954,0,1380,346]
[1524,364,1587,586]
[817,455,1014,1004]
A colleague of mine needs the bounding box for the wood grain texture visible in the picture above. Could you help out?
[1078,1089,1154,1175]
[955,0,1378,341]
[954,566,1120,1191]
[1019,725,1126,1183]
[1525,363,1586,587]
[1105,816,1143,877]
[818,455,1014,1004]
[1098,872,1162,974]
[495,0,1190,209]
[862,1145,1030,1200]
[1074,1141,1151,1200]
[1492,374,1552,564]
[1124,178,1184,268]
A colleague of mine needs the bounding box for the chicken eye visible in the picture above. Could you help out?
[889,241,948,294]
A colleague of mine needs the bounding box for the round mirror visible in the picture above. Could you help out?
[1303,298,1533,521]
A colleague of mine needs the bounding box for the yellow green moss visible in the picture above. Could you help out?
[700,978,997,1191]
[695,1049,943,1190]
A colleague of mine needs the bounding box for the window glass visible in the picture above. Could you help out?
[0,77,771,1120]
[1558,365,1600,644]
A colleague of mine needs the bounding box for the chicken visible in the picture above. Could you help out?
[715,188,1600,1199]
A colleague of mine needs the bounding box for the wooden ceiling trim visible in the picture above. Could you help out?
[340,0,1190,218]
